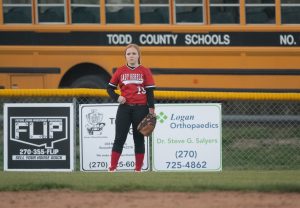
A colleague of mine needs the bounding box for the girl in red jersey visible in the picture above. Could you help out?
[107,44,155,172]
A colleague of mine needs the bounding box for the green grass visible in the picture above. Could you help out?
[0,170,299,193]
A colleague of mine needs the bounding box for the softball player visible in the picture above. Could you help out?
[107,44,155,172]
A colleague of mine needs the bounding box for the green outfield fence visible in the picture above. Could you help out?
[0,89,300,170]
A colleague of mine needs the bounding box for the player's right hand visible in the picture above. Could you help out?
[117,96,126,104]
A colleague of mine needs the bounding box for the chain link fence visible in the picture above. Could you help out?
[0,92,299,170]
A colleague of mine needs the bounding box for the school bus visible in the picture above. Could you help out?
[0,0,300,92]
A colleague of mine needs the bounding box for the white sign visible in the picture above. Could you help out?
[79,104,150,172]
[153,104,222,172]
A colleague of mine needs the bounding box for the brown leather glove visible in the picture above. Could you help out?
[137,113,157,136]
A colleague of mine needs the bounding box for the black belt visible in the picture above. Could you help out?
[124,103,147,107]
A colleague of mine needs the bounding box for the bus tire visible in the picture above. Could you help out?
[70,74,107,89]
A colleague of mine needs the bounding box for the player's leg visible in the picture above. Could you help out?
[109,105,132,171]
[132,106,149,171]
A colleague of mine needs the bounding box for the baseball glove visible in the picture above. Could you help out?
[137,113,157,136]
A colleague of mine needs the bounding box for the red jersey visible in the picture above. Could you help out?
[108,65,155,105]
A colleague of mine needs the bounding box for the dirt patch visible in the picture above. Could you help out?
[0,190,299,208]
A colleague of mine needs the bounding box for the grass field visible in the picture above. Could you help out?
[0,170,299,193]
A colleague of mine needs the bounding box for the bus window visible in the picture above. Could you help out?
[281,0,300,24]
[71,0,100,24]
[3,0,32,24]
[246,0,275,24]
[140,0,169,24]
[105,0,134,24]
[37,0,66,23]
[210,0,240,24]
[174,0,203,24]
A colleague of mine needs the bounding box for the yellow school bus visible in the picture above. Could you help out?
[0,0,300,92]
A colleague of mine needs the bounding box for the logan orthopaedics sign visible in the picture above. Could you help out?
[3,103,74,171]
[153,104,222,172]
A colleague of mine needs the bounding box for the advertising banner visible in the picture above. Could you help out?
[3,103,74,171]
[153,104,222,172]
[79,104,150,172]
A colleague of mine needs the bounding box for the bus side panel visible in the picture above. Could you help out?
[142,48,300,91]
